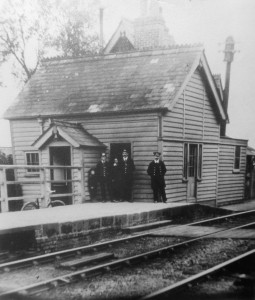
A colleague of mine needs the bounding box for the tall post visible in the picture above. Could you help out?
[99,7,104,52]
[0,168,9,212]
[221,36,235,136]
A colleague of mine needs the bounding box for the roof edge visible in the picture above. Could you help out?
[41,43,204,65]
[5,107,168,121]
[169,51,227,122]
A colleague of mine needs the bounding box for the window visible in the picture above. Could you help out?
[197,144,203,180]
[183,143,203,181]
[234,146,241,170]
[183,143,188,180]
[26,152,39,173]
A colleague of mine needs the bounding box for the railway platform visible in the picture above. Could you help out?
[0,201,192,253]
[222,199,255,211]
[0,202,189,234]
[1,199,254,253]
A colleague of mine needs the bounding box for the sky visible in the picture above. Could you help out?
[1,0,255,147]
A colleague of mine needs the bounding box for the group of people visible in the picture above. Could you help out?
[88,150,167,203]
[88,149,135,202]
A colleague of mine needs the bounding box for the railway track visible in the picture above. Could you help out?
[0,209,255,299]
[142,248,255,299]
[1,208,255,272]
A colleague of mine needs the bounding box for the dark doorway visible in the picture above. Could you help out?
[110,143,132,163]
[187,144,198,201]
[245,155,255,200]
[49,146,72,204]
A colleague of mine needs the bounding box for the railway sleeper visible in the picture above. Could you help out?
[233,273,255,287]
[58,252,115,270]
[123,220,172,234]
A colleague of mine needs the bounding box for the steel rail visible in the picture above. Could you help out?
[0,233,151,272]
[1,208,255,272]
[1,220,255,298]
[141,248,255,299]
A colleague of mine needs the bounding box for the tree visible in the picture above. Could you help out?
[0,151,8,164]
[0,0,49,83]
[0,0,100,84]
[47,0,100,57]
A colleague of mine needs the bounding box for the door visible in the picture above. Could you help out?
[187,144,198,200]
[49,146,72,204]
[110,143,132,163]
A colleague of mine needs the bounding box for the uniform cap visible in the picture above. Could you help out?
[153,151,161,156]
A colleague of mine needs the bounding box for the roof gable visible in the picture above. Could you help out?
[104,19,134,54]
[32,122,105,149]
[169,51,227,121]
[110,33,135,53]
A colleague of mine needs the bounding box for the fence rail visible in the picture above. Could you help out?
[0,164,84,212]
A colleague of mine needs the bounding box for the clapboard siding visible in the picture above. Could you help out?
[196,144,218,202]
[64,113,158,202]
[217,141,247,205]
[163,70,220,142]
[162,141,187,202]
[83,148,101,201]
[10,113,159,203]
[10,119,42,198]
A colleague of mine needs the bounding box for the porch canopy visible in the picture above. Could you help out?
[32,121,106,149]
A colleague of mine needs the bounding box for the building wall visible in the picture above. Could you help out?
[8,69,247,206]
[10,119,42,200]
[217,138,247,205]
[9,120,84,205]
[162,69,220,204]
[73,113,159,202]
[82,147,102,201]
[10,113,160,203]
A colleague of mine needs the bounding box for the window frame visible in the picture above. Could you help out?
[183,143,203,182]
[233,145,241,173]
[25,151,40,174]
[183,143,188,182]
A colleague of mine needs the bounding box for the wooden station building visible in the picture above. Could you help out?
[3,0,247,210]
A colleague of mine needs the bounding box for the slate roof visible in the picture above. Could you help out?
[4,45,224,120]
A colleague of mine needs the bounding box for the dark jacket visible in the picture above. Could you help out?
[111,163,121,183]
[147,160,167,188]
[95,160,110,181]
[119,157,135,180]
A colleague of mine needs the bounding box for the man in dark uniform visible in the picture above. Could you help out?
[147,151,167,203]
[110,157,121,202]
[95,153,112,202]
[119,149,135,202]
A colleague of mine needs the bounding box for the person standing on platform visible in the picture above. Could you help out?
[110,157,121,202]
[119,149,135,202]
[147,151,167,203]
[95,153,112,202]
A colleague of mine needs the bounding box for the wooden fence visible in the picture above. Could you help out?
[0,164,83,212]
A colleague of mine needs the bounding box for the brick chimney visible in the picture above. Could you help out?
[220,36,236,136]
[134,0,174,49]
